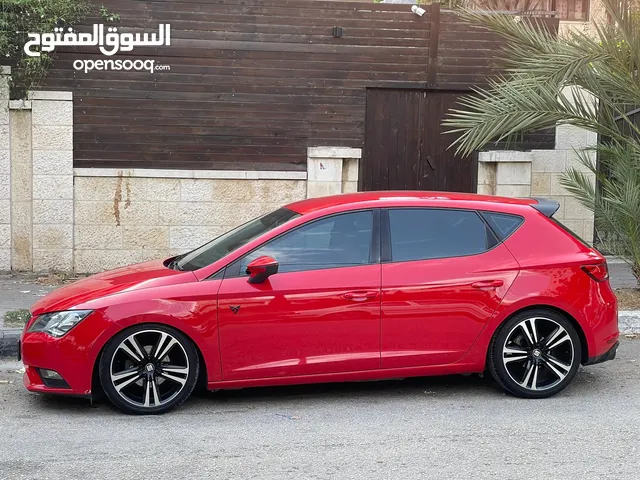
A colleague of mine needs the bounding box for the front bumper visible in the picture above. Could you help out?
[584,341,619,365]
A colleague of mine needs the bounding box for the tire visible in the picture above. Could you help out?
[488,309,581,399]
[99,324,200,415]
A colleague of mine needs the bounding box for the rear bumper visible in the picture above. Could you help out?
[584,341,619,365]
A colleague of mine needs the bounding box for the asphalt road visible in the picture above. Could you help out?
[1,340,639,480]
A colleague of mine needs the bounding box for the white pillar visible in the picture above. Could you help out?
[29,91,74,272]
[306,147,361,198]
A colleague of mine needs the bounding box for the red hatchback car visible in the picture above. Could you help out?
[20,192,619,414]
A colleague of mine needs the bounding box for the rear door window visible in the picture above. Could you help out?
[388,208,498,262]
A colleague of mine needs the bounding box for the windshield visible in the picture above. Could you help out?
[174,208,300,271]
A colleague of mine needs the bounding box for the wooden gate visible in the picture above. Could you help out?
[360,89,478,193]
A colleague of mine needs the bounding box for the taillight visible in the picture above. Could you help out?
[581,263,609,282]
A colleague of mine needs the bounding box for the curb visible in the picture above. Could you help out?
[0,328,21,358]
[2,311,640,359]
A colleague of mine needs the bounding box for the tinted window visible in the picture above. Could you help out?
[482,212,524,240]
[238,211,374,274]
[175,208,299,271]
[388,208,496,262]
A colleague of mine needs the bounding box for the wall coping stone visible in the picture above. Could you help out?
[478,151,534,163]
[27,91,73,101]
[74,168,307,180]
[0,66,10,75]
[307,147,361,159]
[9,100,32,110]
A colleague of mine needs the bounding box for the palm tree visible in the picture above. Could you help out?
[442,0,640,282]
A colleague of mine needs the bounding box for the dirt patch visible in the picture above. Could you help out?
[615,288,640,310]
[3,309,31,328]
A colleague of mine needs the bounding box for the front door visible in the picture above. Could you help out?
[218,210,381,380]
[381,208,520,368]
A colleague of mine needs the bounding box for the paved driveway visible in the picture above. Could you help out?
[0,339,638,480]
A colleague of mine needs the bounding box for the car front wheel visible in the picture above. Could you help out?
[488,309,581,398]
[99,324,199,415]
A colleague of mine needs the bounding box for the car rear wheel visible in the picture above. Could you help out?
[99,324,199,415]
[488,309,581,398]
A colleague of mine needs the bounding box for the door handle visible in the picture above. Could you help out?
[343,291,379,301]
[471,280,504,289]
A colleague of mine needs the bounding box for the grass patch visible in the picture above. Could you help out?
[3,309,31,328]
[615,289,640,310]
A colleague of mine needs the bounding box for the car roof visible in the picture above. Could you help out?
[285,191,538,215]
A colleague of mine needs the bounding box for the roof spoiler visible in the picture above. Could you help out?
[530,197,560,217]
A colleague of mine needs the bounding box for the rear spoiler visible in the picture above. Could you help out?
[530,197,560,217]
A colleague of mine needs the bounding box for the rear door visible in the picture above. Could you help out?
[381,208,521,368]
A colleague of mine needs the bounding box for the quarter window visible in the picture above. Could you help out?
[482,212,524,240]
[388,208,497,262]
[237,210,374,274]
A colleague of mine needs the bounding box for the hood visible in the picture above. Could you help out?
[31,260,197,315]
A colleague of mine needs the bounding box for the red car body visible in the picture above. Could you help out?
[20,191,619,398]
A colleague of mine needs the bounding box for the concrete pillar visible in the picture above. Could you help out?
[477,151,532,198]
[29,91,74,272]
[0,67,10,271]
[9,100,33,271]
[306,147,361,198]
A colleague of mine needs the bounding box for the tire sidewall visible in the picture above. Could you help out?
[99,323,200,415]
[489,309,582,399]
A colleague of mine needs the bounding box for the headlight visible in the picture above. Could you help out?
[28,310,93,338]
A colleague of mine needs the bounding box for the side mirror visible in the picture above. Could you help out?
[246,256,279,284]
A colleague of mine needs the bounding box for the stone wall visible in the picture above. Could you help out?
[72,171,307,272]
[0,67,10,271]
[479,123,597,242]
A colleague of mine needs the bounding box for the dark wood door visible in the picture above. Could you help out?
[361,89,477,193]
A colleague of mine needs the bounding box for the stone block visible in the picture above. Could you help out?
[169,226,225,250]
[180,179,213,202]
[531,150,567,172]
[28,91,72,101]
[11,202,31,226]
[531,173,551,196]
[0,150,8,175]
[74,249,163,274]
[478,151,533,163]
[123,226,170,250]
[11,224,32,271]
[308,147,361,159]
[561,219,585,239]
[33,248,73,272]
[495,184,531,198]
[566,150,596,173]
[496,162,531,186]
[255,180,306,204]
[584,219,595,243]
[477,184,495,196]
[32,100,73,126]
[33,224,73,249]
[342,158,359,182]
[74,201,116,225]
[0,199,9,224]
[0,248,9,271]
[33,174,73,200]
[564,196,593,220]
[32,126,72,151]
[555,124,587,150]
[143,178,181,201]
[550,173,570,195]
[342,181,358,194]
[75,225,123,249]
[477,162,496,186]
[0,125,8,150]
[307,158,342,182]
[33,151,73,175]
[307,181,342,199]
[0,224,9,248]
[0,174,8,200]
[33,199,73,224]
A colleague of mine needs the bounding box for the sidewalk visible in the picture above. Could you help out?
[1,262,639,356]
